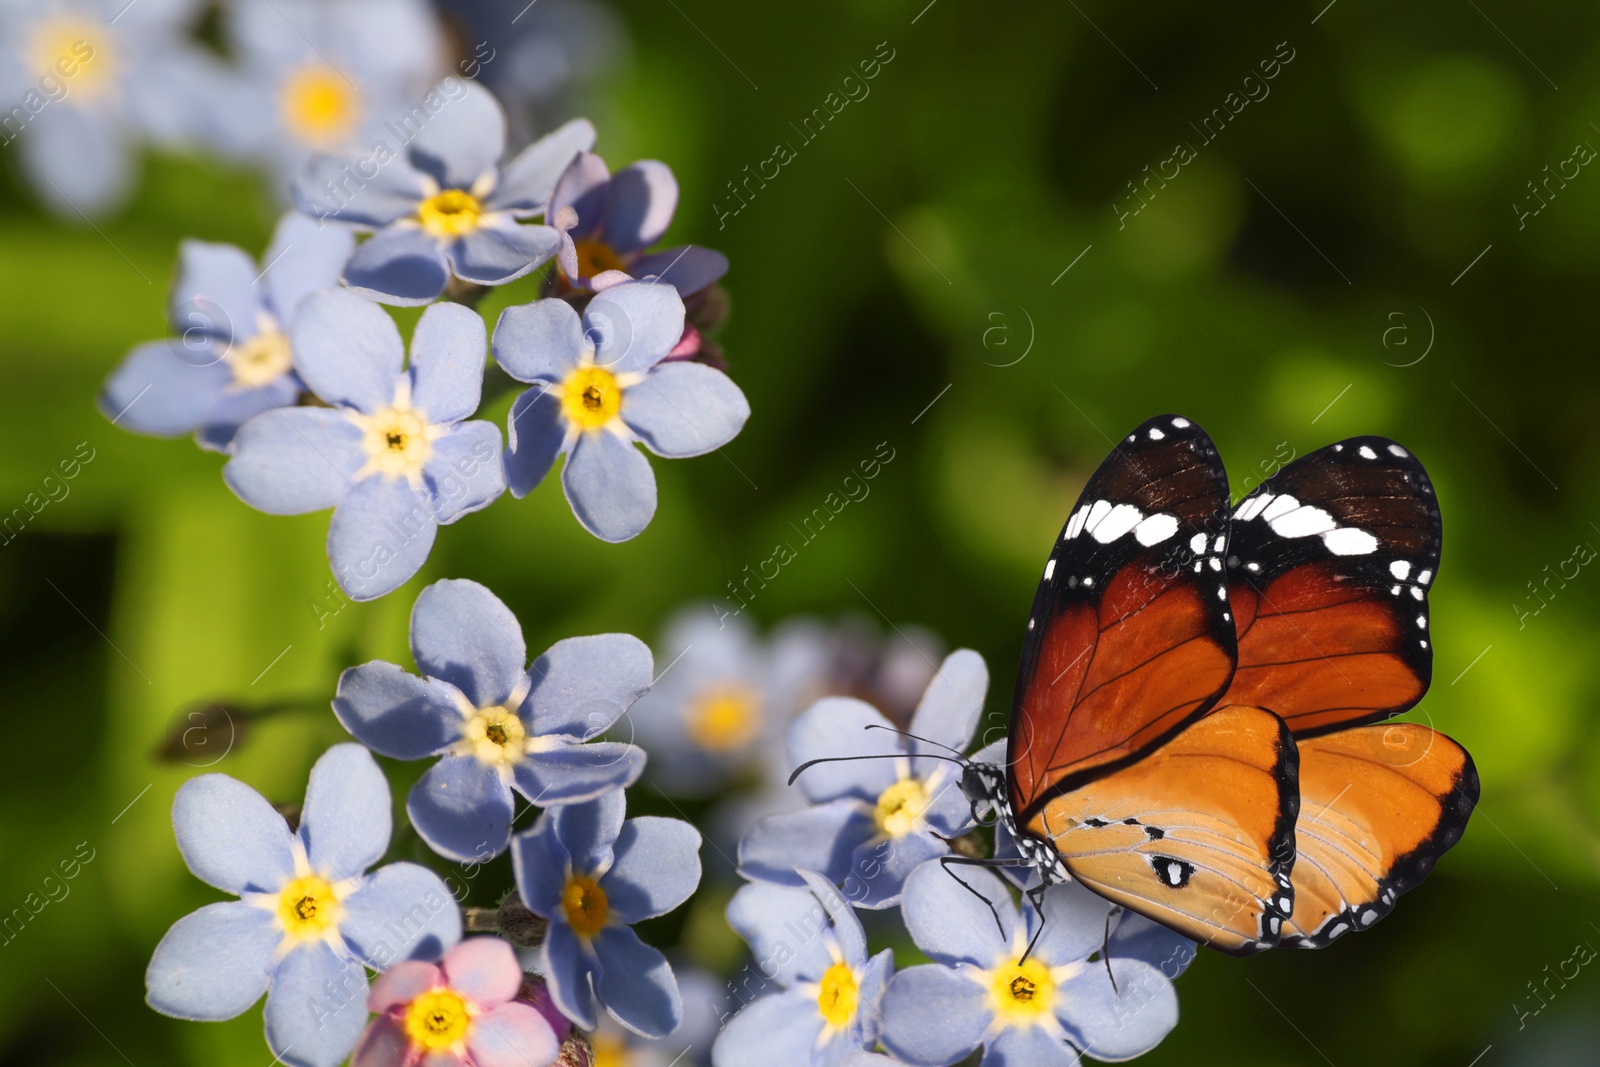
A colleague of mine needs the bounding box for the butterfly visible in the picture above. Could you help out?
[1215,436,1479,947]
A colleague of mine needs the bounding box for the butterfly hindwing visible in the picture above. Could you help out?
[1023,703,1298,955]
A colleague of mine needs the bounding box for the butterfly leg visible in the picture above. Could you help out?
[938,855,1029,938]
[1019,881,1050,964]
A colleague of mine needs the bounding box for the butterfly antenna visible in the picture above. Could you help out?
[863,723,971,760]
[786,751,967,787]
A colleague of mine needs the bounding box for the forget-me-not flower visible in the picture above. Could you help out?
[146,744,462,1067]
[878,864,1180,1067]
[335,577,651,862]
[293,79,593,305]
[737,650,988,908]
[511,790,702,1038]
[100,212,353,451]
[492,281,750,542]
[548,150,727,297]
[223,288,505,601]
[352,937,560,1067]
[712,870,893,1067]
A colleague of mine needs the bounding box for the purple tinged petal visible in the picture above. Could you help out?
[622,361,749,458]
[553,791,626,875]
[584,282,685,376]
[539,921,597,1030]
[368,960,441,1012]
[172,773,295,894]
[406,81,507,190]
[265,942,369,1067]
[468,1002,560,1067]
[561,431,656,543]
[592,925,681,1038]
[224,407,363,515]
[736,799,870,889]
[630,246,729,295]
[172,239,262,345]
[980,1026,1079,1067]
[447,222,560,286]
[409,302,487,424]
[711,991,825,1067]
[907,650,987,775]
[424,421,506,524]
[407,756,515,863]
[343,226,452,307]
[291,288,405,412]
[1056,958,1177,1061]
[262,212,356,323]
[786,697,902,803]
[877,965,991,1067]
[725,881,835,987]
[601,817,702,924]
[524,633,653,738]
[99,340,232,437]
[340,862,462,966]
[334,662,464,760]
[601,161,678,253]
[145,902,280,1021]
[410,578,527,709]
[511,818,569,917]
[487,118,598,214]
[504,387,567,497]
[292,154,429,228]
[548,151,610,239]
[350,1014,410,1067]
[441,938,523,1008]
[299,744,392,880]
[327,476,438,602]
[512,742,645,807]
[901,863,1015,968]
[492,299,587,384]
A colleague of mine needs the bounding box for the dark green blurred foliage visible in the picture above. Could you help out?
[2,1,1599,1064]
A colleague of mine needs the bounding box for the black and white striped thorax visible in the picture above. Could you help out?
[959,760,1070,885]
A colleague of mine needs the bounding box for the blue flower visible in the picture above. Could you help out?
[292,78,593,306]
[145,744,461,1067]
[492,281,750,542]
[712,870,893,1067]
[223,288,505,601]
[511,790,703,1038]
[548,150,728,297]
[334,577,651,861]
[737,650,988,908]
[877,864,1181,1067]
[99,212,353,452]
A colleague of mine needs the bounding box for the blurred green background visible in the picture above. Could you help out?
[4,0,1600,1064]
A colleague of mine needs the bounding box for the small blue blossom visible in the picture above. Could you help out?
[145,744,461,1067]
[223,288,505,601]
[737,650,989,908]
[549,150,728,297]
[293,78,593,306]
[99,212,353,451]
[334,577,651,862]
[511,790,703,1038]
[492,281,750,542]
[712,870,894,1067]
[878,864,1181,1067]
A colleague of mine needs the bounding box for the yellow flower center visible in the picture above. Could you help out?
[31,20,112,100]
[684,684,762,753]
[403,988,474,1051]
[276,875,341,943]
[562,875,608,937]
[591,1032,628,1067]
[873,777,930,838]
[463,706,527,767]
[816,961,859,1029]
[225,328,293,388]
[281,65,361,148]
[356,404,433,479]
[559,365,623,431]
[990,956,1055,1025]
[417,190,486,239]
[572,240,627,279]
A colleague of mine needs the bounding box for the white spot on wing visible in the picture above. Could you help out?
[1271,504,1337,538]
[1064,504,1090,540]
[1358,445,1377,459]
[1388,444,1407,457]
[1324,528,1379,555]
[1171,417,1191,428]
[1133,513,1179,546]
[1044,559,1056,580]
[1235,493,1273,522]
[1261,494,1299,523]
[1390,560,1411,580]
[1090,503,1144,543]
[1149,427,1165,440]
[1190,533,1207,554]
[1418,569,1433,584]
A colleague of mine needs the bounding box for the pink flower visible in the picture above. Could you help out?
[354,938,560,1067]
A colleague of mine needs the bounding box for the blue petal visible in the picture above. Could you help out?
[406,81,506,190]
[333,661,465,760]
[290,288,404,413]
[99,340,231,437]
[172,239,263,345]
[548,151,610,239]
[511,816,569,917]
[292,153,428,228]
[492,298,586,384]
[601,161,678,253]
[410,578,527,708]
[448,222,560,286]
[408,301,487,424]
[22,104,131,217]
[593,925,681,1038]
[224,407,363,515]
[877,965,991,1067]
[601,816,702,924]
[855,948,896,1051]
[512,741,645,806]
[908,650,988,776]
[798,869,869,963]
[561,431,656,543]
[260,212,356,324]
[263,941,369,1067]
[622,362,749,458]
[339,862,463,968]
[487,118,597,214]
[145,902,279,1021]
[407,755,515,863]
[1108,913,1197,981]
[584,282,684,376]
[1027,881,1118,970]
[1056,958,1177,1062]
[327,476,437,602]
[711,991,824,1067]
[172,773,295,894]
[981,1026,1079,1067]
[524,632,653,738]
[504,387,567,497]
[195,376,301,453]
[553,790,627,874]
[425,421,506,523]
[901,862,1015,968]
[843,829,947,910]
[736,799,867,889]
[725,881,834,987]
[343,225,451,307]
[786,697,902,803]
[298,743,391,881]
[631,246,729,295]
[539,921,597,1030]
